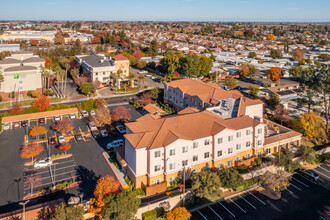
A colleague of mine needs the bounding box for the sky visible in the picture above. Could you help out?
[0,0,329,22]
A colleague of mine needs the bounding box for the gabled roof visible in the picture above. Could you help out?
[112,54,129,61]
[80,54,113,67]
[4,65,37,72]
[23,57,44,63]
[0,58,20,65]
[143,104,164,115]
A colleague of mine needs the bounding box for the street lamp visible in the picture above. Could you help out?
[19,200,29,220]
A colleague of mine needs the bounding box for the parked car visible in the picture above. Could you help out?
[34,159,53,168]
[49,137,56,145]
[21,121,28,127]
[13,122,20,128]
[116,125,126,134]
[92,130,101,138]
[107,139,124,149]
[139,70,148,74]
[100,129,108,137]
[75,134,83,141]
[38,118,45,124]
[145,74,152,77]
[58,135,65,144]
[298,169,319,181]
[54,116,60,121]
[70,113,76,119]
[81,110,89,117]
[3,123,10,130]
[110,127,118,135]
[90,110,96,116]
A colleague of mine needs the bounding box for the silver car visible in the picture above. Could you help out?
[34,159,53,168]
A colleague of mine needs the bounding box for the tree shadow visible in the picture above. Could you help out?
[75,166,100,200]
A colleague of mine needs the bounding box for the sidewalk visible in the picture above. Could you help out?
[101,152,128,189]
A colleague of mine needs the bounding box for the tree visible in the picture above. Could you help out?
[52,118,74,134]
[70,68,80,81]
[25,174,41,196]
[128,73,136,87]
[224,76,237,90]
[115,69,123,90]
[248,52,257,59]
[136,60,147,69]
[268,93,280,108]
[91,80,101,93]
[318,54,330,61]
[299,145,316,164]
[58,143,71,154]
[32,94,50,111]
[261,171,289,192]
[314,60,322,68]
[268,34,275,40]
[218,168,244,190]
[9,101,23,114]
[249,85,260,97]
[292,48,304,61]
[163,50,184,80]
[55,32,65,45]
[247,64,257,78]
[166,207,191,220]
[49,203,84,220]
[29,126,48,137]
[276,149,301,172]
[80,82,92,95]
[300,111,327,145]
[71,39,82,55]
[20,143,43,163]
[92,106,112,126]
[111,106,131,122]
[88,176,120,218]
[132,47,142,59]
[238,63,250,78]
[148,40,158,57]
[273,104,289,125]
[191,170,222,200]
[95,97,106,109]
[289,66,304,78]
[270,49,282,59]
[267,67,282,83]
[103,190,141,220]
[138,93,152,106]
[298,89,317,113]
[149,87,160,100]
[198,55,213,76]
[184,53,200,78]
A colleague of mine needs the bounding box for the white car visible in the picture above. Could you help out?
[34,159,53,168]
[145,74,152,77]
[139,70,148,74]
[58,135,65,143]
[116,125,126,134]
[100,129,108,137]
[107,139,124,149]
[70,113,76,119]
[90,110,96,116]
[3,123,10,130]
[54,116,60,121]
[81,110,89,117]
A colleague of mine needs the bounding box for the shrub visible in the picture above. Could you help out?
[0,95,2,102]
[255,158,262,166]
[251,161,257,167]
[27,90,33,97]
[125,176,133,187]
[132,188,146,197]
[142,209,157,220]
[262,157,272,163]
[237,165,248,173]
[43,89,54,96]
[9,91,16,98]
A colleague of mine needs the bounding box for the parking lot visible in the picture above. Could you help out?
[190,168,330,220]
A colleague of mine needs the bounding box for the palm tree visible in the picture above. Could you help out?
[128,73,136,87]
[138,74,145,89]
[0,71,4,93]
[62,61,70,97]
[41,67,51,90]
[115,69,123,91]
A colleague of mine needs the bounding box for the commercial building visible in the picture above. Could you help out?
[0,51,44,101]
[0,44,20,52]
[0,31,55,43]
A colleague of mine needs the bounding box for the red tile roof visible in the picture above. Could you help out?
[112,54,129,61]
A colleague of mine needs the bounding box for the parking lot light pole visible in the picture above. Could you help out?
[19,200,29,220]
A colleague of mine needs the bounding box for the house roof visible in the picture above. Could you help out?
[4,65,37,72]
[124,109,262,150]
[0,58,20,65]
[112,54,129,61]
[80,54,113,67]
[23,57,44,63]
[143,104,164,115]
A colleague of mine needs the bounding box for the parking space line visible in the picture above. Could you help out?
[285,188,294,194]
[239,195,256,209]
[289,183,302,191]
[33,164,76,175]
[24,175,76,190]
[312,169,330,179]
[248,192,266,205]
[296,173,317,185]
[219,202,235,218]
[197,210,207,220]
[229,198,246,213]
[292,177,310,188]
[208,206,223,220]
[318,166,330,173]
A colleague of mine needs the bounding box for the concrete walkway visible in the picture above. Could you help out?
[101,152,128,189]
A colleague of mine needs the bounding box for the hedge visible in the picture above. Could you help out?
[142,207,164,220]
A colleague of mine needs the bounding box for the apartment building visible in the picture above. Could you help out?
[0,51,44,101]
[75,54,129,84]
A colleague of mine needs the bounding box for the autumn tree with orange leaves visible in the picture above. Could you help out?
[273,104,289,125]
[58,143,71,154]
[29,126,48,137]
[88,176,120,218]
[238,63,250,77]
[20,143,44,163]
[9,101,23,114]
[111,106,131,122]
[292,48,304,61]
[52,118,74,134]
[267,67,282,83]
[268,34,275,40]
[166,207,191,220]
[32,94,50,111]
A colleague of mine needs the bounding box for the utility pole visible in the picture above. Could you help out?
[182,165,186,207]
[19,200,29,220]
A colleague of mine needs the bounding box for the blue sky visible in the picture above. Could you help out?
[0,0,329,22]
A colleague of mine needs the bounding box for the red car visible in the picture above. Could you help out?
[49,137,56,145]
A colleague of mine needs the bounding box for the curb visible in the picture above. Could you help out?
[101,152,125,189]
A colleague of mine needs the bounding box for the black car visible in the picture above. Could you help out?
[75,134,83,141]
[21,120,28,127]
[298,169,319,181]
[38,118,45,123]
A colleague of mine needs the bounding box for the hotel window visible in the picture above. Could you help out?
[182,160,188,166]
[193,142,198,148]
[193,155,198,162]
[154,165,161,172]
[169,163,175,170]
[169,149,176,156]
[154,179,161,185]
[228,148,233,154]
[265,148,271,155]
[228,135,233,141]
[182,146,188,153]
[217,163,222,169]
[218,138,223,144]
[154,151,161,158]
[218,150,222,157]
[169,177,176,184]
[204,152,210,158]
[258,128,263,134]
[246,153,251,159]
[228,160,233,167]
[246,129,251,135]
[236,144,241,150]
[95,72,98,76]
[246,141,251,147]
[236,132,241,138]
[257,140,262,146]
[236,157,241,162]
[204,139,210,145]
